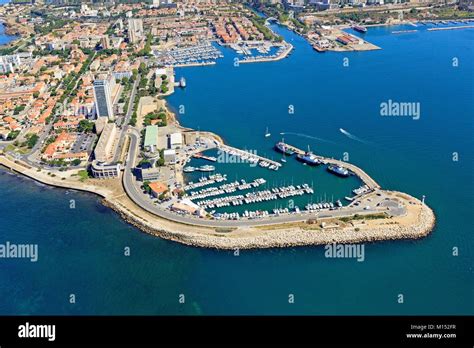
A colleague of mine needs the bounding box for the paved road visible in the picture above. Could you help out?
[113,76,139,163]
[122,131,405,228]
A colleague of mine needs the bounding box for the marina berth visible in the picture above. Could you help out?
[194,184,314,211]
[186,178,267,200]
[183,174,227,191]
[154,42,224,66]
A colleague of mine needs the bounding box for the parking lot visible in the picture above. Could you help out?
[72,133,96,154]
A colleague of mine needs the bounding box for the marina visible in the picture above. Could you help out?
[183,165,216,173]
[0,0,467,318]
[236,43,293,64]
[186,178,267,200]
[194,184,314,211]
[183,173,227,191]
[153,42,224,66]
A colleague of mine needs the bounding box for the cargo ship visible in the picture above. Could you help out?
[297,147,321,166]
[327,164,350,177]
[352,25,367,33]
[274,141,294,156]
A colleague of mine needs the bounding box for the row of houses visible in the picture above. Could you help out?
[41,131,88,163]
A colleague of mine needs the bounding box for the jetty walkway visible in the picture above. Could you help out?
[282,143,381,190]
[218,144,282,168]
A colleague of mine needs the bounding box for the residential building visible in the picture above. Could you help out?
[101,35,110,49]
[93,74,115,120]
[94,123,117,162]
[128,18,144,43]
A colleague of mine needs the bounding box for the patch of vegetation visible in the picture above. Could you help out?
[78,169,90,182]
[7,130,20,141]
[339,213,387,223]
[143,112,167,127]
[78,120,95,133]
[25,133,39,149]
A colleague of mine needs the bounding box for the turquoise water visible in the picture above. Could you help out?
[0,23,473,315]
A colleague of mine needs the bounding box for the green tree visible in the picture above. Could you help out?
[143,181,151,193]
[26,134,39,149]
[78,120,94,133]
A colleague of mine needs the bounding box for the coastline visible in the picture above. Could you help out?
[0,15,439,250]
[0,153,436,250]
[0,16,27,41]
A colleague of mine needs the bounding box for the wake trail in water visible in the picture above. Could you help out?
[339,128,372,145]
[279,132,337,145]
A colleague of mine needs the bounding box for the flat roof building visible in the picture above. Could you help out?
[139,167,161,182]
[163,149,176,164]
[93,74,115,120]
[144,125,159,152]
[169,132,183,149]
[128,18,144,43]
[94,123,117,162]
[91,160,121,179]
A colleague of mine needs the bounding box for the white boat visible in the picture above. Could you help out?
[198,165,215,172]
[265,127,271,138]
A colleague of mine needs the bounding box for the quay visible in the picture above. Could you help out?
[428,25,474,32]
[218,144,282,170]
[392,30,418,34]
[173,61,216,68]
[193,153,217,162]
[280,142,381,190]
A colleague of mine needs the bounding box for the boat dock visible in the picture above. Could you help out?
[218,144,282,170]
[392,30,418,34]
[280,142,381,190]
[427,25,474,32]
[193,153,217,162]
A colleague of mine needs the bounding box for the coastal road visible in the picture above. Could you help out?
[122,130,405,228]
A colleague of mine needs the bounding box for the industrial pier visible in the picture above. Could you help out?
[279,142,381,190]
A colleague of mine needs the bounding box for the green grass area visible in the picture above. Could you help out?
[78,170,90,182]
[339,213,387,223]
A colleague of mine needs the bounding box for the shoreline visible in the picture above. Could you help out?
[0,12,438,250]
[0,154,436,250]
[0,20,19,47]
